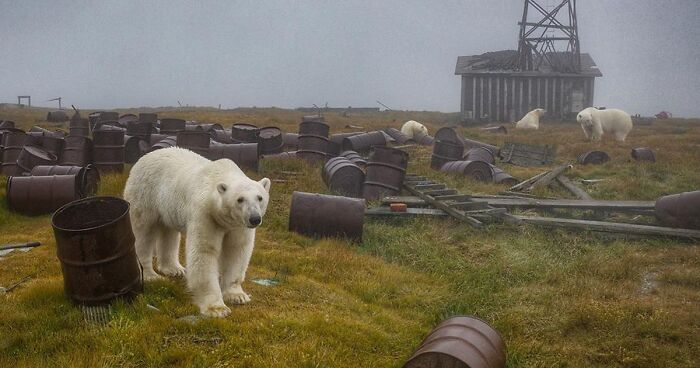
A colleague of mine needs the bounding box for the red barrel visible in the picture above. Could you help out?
[289,191,365,243]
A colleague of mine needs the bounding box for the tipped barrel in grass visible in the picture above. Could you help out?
[322,157,365,198]
[577,150,610,165]
[655,191,700,230]
[431,139,464,170]
[289,191,365,242]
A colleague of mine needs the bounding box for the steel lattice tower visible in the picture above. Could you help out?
[517,0,581,73]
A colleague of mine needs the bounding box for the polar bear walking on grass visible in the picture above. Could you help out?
[400,120,429,139]
[123,147,271,317]
[577,107,633,142]
[515,108,546,130]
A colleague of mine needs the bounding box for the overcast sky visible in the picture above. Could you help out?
[1,0,699,117]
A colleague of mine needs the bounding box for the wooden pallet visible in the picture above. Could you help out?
[500,142,556,167]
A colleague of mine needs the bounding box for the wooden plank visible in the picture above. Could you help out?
[414,184,446,190]
[383,196,656,212]
[365,207,448,218]
[533,164,572,189]
[556,175,592,200]
[514,215,700,240]
[381,196,428,206]
[424,189,458,196]
[508,170,550,191]
[403,184,482,227]
[451,201,490,210]
[431,194,474,201]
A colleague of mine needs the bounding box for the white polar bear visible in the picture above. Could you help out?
[123,147,270,317]
[400,120,429,139]
[577,107,633,142]
[515,108,546,130]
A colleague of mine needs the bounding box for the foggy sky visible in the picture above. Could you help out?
[1,0,699,117]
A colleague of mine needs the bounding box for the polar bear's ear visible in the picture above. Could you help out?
[217,183,228,194]
[259,178,271,192]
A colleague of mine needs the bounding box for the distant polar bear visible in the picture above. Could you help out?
[515,108,546,130]
[401,120,429,139]
[577,107,633,142]
[123,147,271,317]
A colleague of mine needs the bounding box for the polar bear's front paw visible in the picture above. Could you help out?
[143,271,164,282]
[158,263,186,278]
[223,289,251,305]
[200,302,231,318]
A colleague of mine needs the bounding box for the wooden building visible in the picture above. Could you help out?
[455,50,602,122]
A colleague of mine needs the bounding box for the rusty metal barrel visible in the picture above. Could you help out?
[29,125,66,137]
[577,150,610,165]
[441,160,494,183]
[655,191,700,229]
[159,118,186,135]
[94,122,125,132]
[1,130,28,176]
[31,165,100,197]
[462,137,499,156]
[463,147,496,165]
[16,145,58,174]
[434,127,463,145]
[289,191,365,242]
[7,175,82,215]
[148,136,177,152]
[363,146,409,201]
[329,132,363,156]
[283,133,299,150]
[47,110,69,122]
[413,132,435,146]
[59,136,93,167]
[88,111,103,130]
[404,315,506,368]
[124,135,150,164]
[299,121,330,137]
[232,123,259,143]
[431,139,464,170]
[322,157,365,198]
[0,120,16,129]
[176,131,210,157]
[52,196,143,306]
[256,127,284,155]
[340,150,367,168]
[207,143,259,171]
[126,121,152,139]
[93,129,125,172]
[491,166,519,186]
[341,131,387,153]
[298,121,331,162]
[212,129,234,144]
[631,147,656,162]
[138,113,158,125]
[383,128,412,144]
[69,115,90,137]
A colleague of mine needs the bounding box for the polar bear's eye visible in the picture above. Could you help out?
[257,195,263,202]
[237,197,244,203]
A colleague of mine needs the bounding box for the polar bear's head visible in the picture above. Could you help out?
[417,124,428,136]
[209,161,271,229]
[577,108,594,127]
[534,108,546,117]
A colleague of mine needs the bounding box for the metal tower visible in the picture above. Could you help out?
[517,0,581,73]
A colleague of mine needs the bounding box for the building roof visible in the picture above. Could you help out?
[455,50,602,77]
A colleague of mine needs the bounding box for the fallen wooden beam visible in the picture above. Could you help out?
[508,170,550,192]
[403,184,483,227]
[365,207,448,217]
[556,175,592,200]
[532,164,572,189]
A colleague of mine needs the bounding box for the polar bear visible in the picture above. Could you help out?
[577,107,633,142]
[400,120,429,139]
[515,108,546,130]
[123,147,271,317]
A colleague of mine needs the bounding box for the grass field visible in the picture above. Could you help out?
[1,105,699,367]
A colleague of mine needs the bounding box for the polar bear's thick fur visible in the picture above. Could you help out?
[515,108,546,130]
[577,107,633,142]
[123,147,271,317]
[400,120,429,139]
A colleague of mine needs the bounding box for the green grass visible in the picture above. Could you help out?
[1,105,699,367]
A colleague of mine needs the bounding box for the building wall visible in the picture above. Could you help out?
[460,75,596,122]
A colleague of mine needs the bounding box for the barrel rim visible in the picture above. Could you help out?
[52,196,130,233]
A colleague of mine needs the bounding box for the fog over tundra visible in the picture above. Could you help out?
[1,0,699,117]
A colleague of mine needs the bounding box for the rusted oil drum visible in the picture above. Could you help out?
[232,123,259,143]
[322,157,365,198]
[212,129,234,144]
[434,127,463,145]
[29,125,66,137]
[93,130,125,172]
[299,121,330,137]
[60,136,93,167]
[261,151,297,161]
[185,123,203,131]
[289,191,364,242]
[159,118,186,135]
[0,120,16,129]
[25,133,64,159]
[462,137,499,156]
[655,191,700,229]
[631,147,656,162]
[441,160,494,183]
[481,125,508,134]
[138,113,158,124]
[283,133,299,150]
[341,131,387,153]
[384,128,412,144]
[119,114,138,126]
[463,147,496,165]
[491,166,519,186]
[256,127,284,155]
[329,132,363,156]
[301,115,324,123]
[7,175,81,215]
[176,131,210,157]
[148,136,177,152]
[69,117,90,137]
[207,143,259,171]
[124,135,150,164]
[413,132,435,146]
[88,111,103,130]
[52,196,142,306]
[47,110,69,122]
[98,112,120,124]
[363,146,409,201]
[16,145,58,174]
[298,138,331,163]
[0,130,28,176]
[147,133,170,146]
[198,123,224,133]
[340,150,367,168]
[31,165,100,197]
[126,121,152,139]
[577,150,610,165]
[431,140,464,170]
[404,315,506,368]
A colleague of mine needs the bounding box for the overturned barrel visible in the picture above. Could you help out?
[491,166,519,186]
[283,133,299,150]
[462,137,499,156]
[148,136,177,152]
[289,191,365,242]
[0,120,16,129]
[431,139,464,170]
[322,157,365,198]
[31,165,100,197]
[383,128,412,144]
[261,151,297,161]
[232,123,259,143]
[59,136,93,167]
[440,160,494,183]
[7,175,82,215]
[578,150,610,165]
[124,135,150,164]
[363,146,409,201]
[404,315,506,368]
[93,130,125,172]
[631,147,656,162]
[434,127,463,145]
[256,127,284,155]
[413,132,435,146]
[341,131,387,153]
[655,191,700,230]
[340,150,367,168]
[159,118,186,135]
[463,147,496,165]
[16,145,58,174]
[52,196,142,306]
[211,129,234,144]
[176,131,210,157]
[207,143,259,171]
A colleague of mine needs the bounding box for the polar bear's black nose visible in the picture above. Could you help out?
[249,215,261,226]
